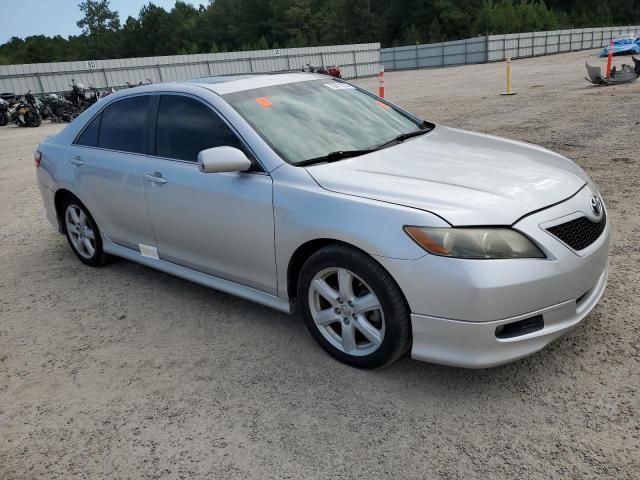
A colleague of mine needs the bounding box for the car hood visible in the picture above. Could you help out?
[304,126,588,226]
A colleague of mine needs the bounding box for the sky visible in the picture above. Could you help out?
[1,0,200,43]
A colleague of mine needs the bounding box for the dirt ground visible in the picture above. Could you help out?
[1,49,638,479]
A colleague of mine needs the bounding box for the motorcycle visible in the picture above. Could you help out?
[86,85,117,104]
[0,98,9,126]
[1,93,15,126]
[85,86,99,106]
[24,90,38,108]
[38,95,51,120]
[125,78,153,88]
[9,92,42,127]
[39,93,76,123]
[302,63,342,78]
[101,87,117,98]
[65,79,90,112]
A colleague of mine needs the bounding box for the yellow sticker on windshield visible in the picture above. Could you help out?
[255,97,273,107]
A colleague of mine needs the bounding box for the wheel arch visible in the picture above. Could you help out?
[286,238,408,310]
[292,239,413,367]
[53,188,82,233]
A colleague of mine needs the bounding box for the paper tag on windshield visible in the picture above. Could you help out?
[255,97,273,107]
[139,244,159,259]
[324,83,355,90]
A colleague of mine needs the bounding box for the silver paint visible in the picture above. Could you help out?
[35,74,609,368]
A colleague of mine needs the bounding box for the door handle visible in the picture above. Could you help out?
[145,173,167,184]
[69,156,84,166]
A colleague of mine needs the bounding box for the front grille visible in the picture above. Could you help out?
[547,212,606,251]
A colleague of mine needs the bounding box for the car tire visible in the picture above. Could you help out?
[61,196,110,267]
[298,244,411,369]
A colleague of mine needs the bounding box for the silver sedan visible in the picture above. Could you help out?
[35,73,609,369]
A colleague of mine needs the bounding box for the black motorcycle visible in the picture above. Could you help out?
[24,90,37,108]
[38,95,51,120]
[39,93,76,123]
[0,93,15,126]
[65,79,90,113]
[0,98,9,126]
[125,78,153,88]
[86,86,100,105]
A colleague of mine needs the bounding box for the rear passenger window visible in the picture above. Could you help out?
[155,95,244,162]
[76,113,101,147]
[99,96,150,154]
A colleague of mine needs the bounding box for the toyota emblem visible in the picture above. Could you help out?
[590,194,602,217]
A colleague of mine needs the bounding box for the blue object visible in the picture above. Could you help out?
[600,36,640,57]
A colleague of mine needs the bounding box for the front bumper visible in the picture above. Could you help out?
[410,267,607,368]
[374,185,610,367]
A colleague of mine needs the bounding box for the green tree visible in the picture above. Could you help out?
[428,17,443,43]
[402,24,423,45]
[76,0,121,59]
[256,35,270,50]
[77,0,120,35]
[1,0,639,65]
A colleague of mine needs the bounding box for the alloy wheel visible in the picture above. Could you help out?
[308,267,385,356]
[65,204,96,259]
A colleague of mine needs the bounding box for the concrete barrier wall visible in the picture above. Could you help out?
[2,24,638,94]
[382,25,640,71]
[488,26,640,61]
[0,43,381,95]
[383,37,488,70]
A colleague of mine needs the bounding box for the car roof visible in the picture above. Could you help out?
[89,72,333,108]
[181,72,328,95]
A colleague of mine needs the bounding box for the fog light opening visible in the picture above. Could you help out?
[495,315,544,339]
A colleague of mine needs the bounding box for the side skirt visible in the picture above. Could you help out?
[102,235,292,314]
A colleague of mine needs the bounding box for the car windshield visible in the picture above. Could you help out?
[222,79,426,165]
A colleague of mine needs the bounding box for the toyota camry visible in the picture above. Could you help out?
[35,73,609,369]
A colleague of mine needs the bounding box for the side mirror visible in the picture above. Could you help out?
[197,146,252,173]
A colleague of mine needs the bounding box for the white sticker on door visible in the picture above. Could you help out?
[139,244,159,259]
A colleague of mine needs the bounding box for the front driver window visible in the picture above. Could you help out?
[155,95,245,163]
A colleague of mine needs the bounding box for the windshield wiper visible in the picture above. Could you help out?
[376,123,434,149]
[296,123,434,167]
[296,149,376,167]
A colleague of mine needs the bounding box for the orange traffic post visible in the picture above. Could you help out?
[605,39,613,78]
[378,68,385,98]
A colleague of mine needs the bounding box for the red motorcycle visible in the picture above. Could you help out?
[302,63,342,78]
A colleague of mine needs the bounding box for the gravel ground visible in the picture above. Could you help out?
[1,49,638,479]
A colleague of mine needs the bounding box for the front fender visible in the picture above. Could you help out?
[272,165,446,299]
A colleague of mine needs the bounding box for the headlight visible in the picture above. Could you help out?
[404,226,545,259]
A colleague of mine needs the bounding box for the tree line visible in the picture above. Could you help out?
[1,0,638,65]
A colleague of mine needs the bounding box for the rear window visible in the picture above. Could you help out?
[98,96,150,154]
[76,113,101,147]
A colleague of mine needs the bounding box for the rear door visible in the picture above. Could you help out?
[66,95,156,251]
[142,94,276,294]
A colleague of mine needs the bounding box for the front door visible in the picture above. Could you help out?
[142,94,277,294]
